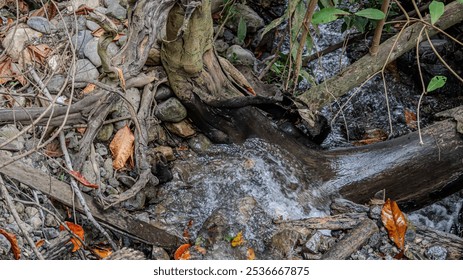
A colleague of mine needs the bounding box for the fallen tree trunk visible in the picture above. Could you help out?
[296,1,463,115]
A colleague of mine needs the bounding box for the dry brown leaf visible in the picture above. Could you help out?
[247,248,256,260]
[59,221,85,252]
[231,231,244,247]
[0,57,16,85]
[0,228,21,259]
[110,125,135,170]
[75,5,95,15]
[381,198,407,250]
[26,44,52,65]
[44,141,63,157]
[81,83,96,95]
[352,129,388,146]
[174,244,191,260]
[405,109,417,129]
[69,170,99,189]
[30,2,58,20]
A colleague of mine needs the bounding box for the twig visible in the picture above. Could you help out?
[58,131,118,250]
[0,175,45,260]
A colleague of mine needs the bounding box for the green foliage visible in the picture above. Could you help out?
[429,1,445,24]
[427,76,447,92]
[312,7,350,25]
[458,0,463,4]
[354,8,385,20]
[237,17,247,44]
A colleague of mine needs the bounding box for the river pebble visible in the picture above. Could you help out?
[27,16,56,34]
[155,97,188,123]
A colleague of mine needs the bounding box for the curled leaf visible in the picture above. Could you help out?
[91,246,113,259]
[0,228,21,259]
[381,199,407,250]
[69,170,99,189]
[110,125,135,170]
[174,244,191,260]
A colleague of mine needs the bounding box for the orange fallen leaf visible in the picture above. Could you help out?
[381,199,407,250]
[110,125,135,170]
[76,127,87,135]
[59,221,85,252]
[91,245,113,259]
[231,231,244,247]
[0,57,19,85]
[81,83,96,95]
[69,170,99,189]
[247,248,255,260]
[0,228,21,259]
[245,86,256,96]
[405,109,417,129]
[174,244,191,260]
[35,239,45,248]
[116,67,126,90]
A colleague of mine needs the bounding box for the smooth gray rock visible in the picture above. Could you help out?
[226,4,264,33]
[106,3,127,20]
[44,214,58,227]
[2,25,42,60]
[84,38,120,67]
[0,125,25,151]
[86,20,101,31]
[188,134,212,154]
[81,160,97,191]
[43,227,59,240]
[72,30,93,58]
[27,16,56,34]
[75,59,100,85]
[155,97,188,122]
[46,75,66,94]
[30,216,43,230]
[226,45,256,66]
[214,39,229,53]
[103,158,114,179]
[15,202,25,214]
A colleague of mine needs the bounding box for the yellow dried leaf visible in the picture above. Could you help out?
[381,199,407,250]
[109,125,135,170]
[116,67,125,90]
[231,231,244,247]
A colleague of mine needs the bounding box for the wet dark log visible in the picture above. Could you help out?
[326,119,463,209]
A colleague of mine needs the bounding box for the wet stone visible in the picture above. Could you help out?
[368,204,383,220]
[425,245,447,260]
[187,134,212,154]
[27,16,56,34]
[155,97,187,123]
[225,4,264,33]
[123,191,146,211]
[154,85,174,101]
[165,120,196,138]
[97,124,114,142]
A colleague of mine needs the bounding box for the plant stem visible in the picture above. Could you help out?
[370,0,391,56]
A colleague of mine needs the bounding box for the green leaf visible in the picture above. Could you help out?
[261,16,286,38]
[458,0,463,4]
[354,8,385,20]
[427,76,447,92]
[312,7,350,25]
[429,1,445,24]
[237,17,247,44]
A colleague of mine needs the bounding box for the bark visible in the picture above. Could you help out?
[296,1,463,114]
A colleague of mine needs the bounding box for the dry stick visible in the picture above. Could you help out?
[370,0,391,56]
[292,0,318,91]
[0,176,45,260]
[416,26,428,145]
[58,132,118,251]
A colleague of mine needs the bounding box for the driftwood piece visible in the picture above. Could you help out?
[330,198,370,215]
[0,92,105,126]
[0,151,180,248]
[296,1,463,113]
[274,213,367,230]
[321,218,379,260]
